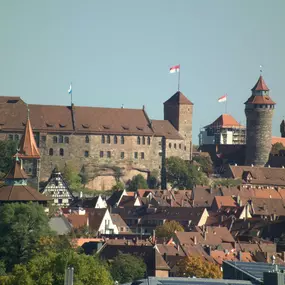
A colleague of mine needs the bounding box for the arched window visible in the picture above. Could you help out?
[169,143,172,148]
[85,135,90,143]
[107,135,110,144]
[137,136,141,145]
[179,144,181,149]
[114,135,118,144]
[121,136,125,144]
[64,137,69,144]
[142,137,145,145]
[49,148,54,156]
[59,135,63,143]
[174,143,177,149]
[59,148,64,156]
[53,136,58,144]
[101,135,105,144]
[147,137,151,145]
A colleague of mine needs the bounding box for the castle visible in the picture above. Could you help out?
[0,91,193,188]
[0,74,278,188]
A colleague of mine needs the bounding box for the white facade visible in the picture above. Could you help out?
[98,209,119,235]
[42,171,74,207]
[199,128,246,145]
[94,195,108,208]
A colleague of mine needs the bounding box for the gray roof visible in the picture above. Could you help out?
[49,216,72,235]
[122,277,254,285]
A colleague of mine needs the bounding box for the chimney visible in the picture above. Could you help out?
[194,236,197,245]
[163,252,167,262]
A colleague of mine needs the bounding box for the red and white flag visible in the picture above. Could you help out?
[218,94,227,103]
[169,64,180,74]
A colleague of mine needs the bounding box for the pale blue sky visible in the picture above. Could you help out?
[1,1,285,144]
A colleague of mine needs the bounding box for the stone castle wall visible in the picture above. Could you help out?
[245,106,274,166]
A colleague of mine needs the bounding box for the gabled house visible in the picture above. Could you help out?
[70,194,107,209]
[42,169,74,206]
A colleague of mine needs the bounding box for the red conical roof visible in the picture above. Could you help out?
[18,118,40,159]
[164,91,193,105]
[205,114,244,129]
[251,76,269,91]
[5,160,28,179]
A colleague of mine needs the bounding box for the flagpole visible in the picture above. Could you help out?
[178,66,181,91]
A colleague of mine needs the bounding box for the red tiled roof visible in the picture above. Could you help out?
[251,76,269,91]
[152,120,183,139]
[5,160,28,179]
[0,96,182,139]
[0,185,51,201]
[245,95,275,105]
[229,165,285,187]
[18,118,40,159]
[205,114,244,129]
[66,214,88,229]
[272,137,285,146]
[164,91,193,105]
[212,196,237,209]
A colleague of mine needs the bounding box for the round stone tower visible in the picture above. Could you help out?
[245,75,275,166]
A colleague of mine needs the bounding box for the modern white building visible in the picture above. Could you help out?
[199,114,246,146]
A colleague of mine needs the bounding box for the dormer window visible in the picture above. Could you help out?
[122,125,129,130]
[103,125,110,130]
[137,126,143,131]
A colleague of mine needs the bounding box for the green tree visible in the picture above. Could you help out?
[62,163,82,190]
[192,155,213,175]
[212,178,242,188]
[155,220,184,239]
[148,169,160,189]
[110,253,146,284]
[112,181,125,191]
[79,166,89,188]
[0,140,17,177]
[127,174,148,191]
[177,256,222,279]
[271,142,285,155]
[6,251,113,285]
[166,157,209,189]
[0,203,53,271]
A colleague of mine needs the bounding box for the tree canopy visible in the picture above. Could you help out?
[127,174,148,191]
[177,256,222,279]
[110,253,146,284]
[271,142,285,155]
[155,220,184,239]
[0,203,53,271]
[147,169,160,189]
[166,157,209,189]
[211,178,242,188]
[62,163,82,190]
[0,140,18,177]
[192,155,213,176]
[3,250,113,285]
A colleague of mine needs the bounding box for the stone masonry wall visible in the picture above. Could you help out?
[245,107,274,166]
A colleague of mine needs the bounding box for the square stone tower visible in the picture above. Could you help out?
[164,91,193,159]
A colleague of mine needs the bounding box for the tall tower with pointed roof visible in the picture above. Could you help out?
[17,113,41,189]
[245,75,275,166]
[164,91,193,159]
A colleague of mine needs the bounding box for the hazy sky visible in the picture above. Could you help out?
[1,1,285,143]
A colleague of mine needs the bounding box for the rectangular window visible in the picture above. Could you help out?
[84,151,89,157]
[8,134,13,140]
[134,152,138,159]
[41,136,46,142]
[107,151,111,158]
[58,199,62,204]
[141,152,145,159]
[100,151,104,158]
[121,152,124,159]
